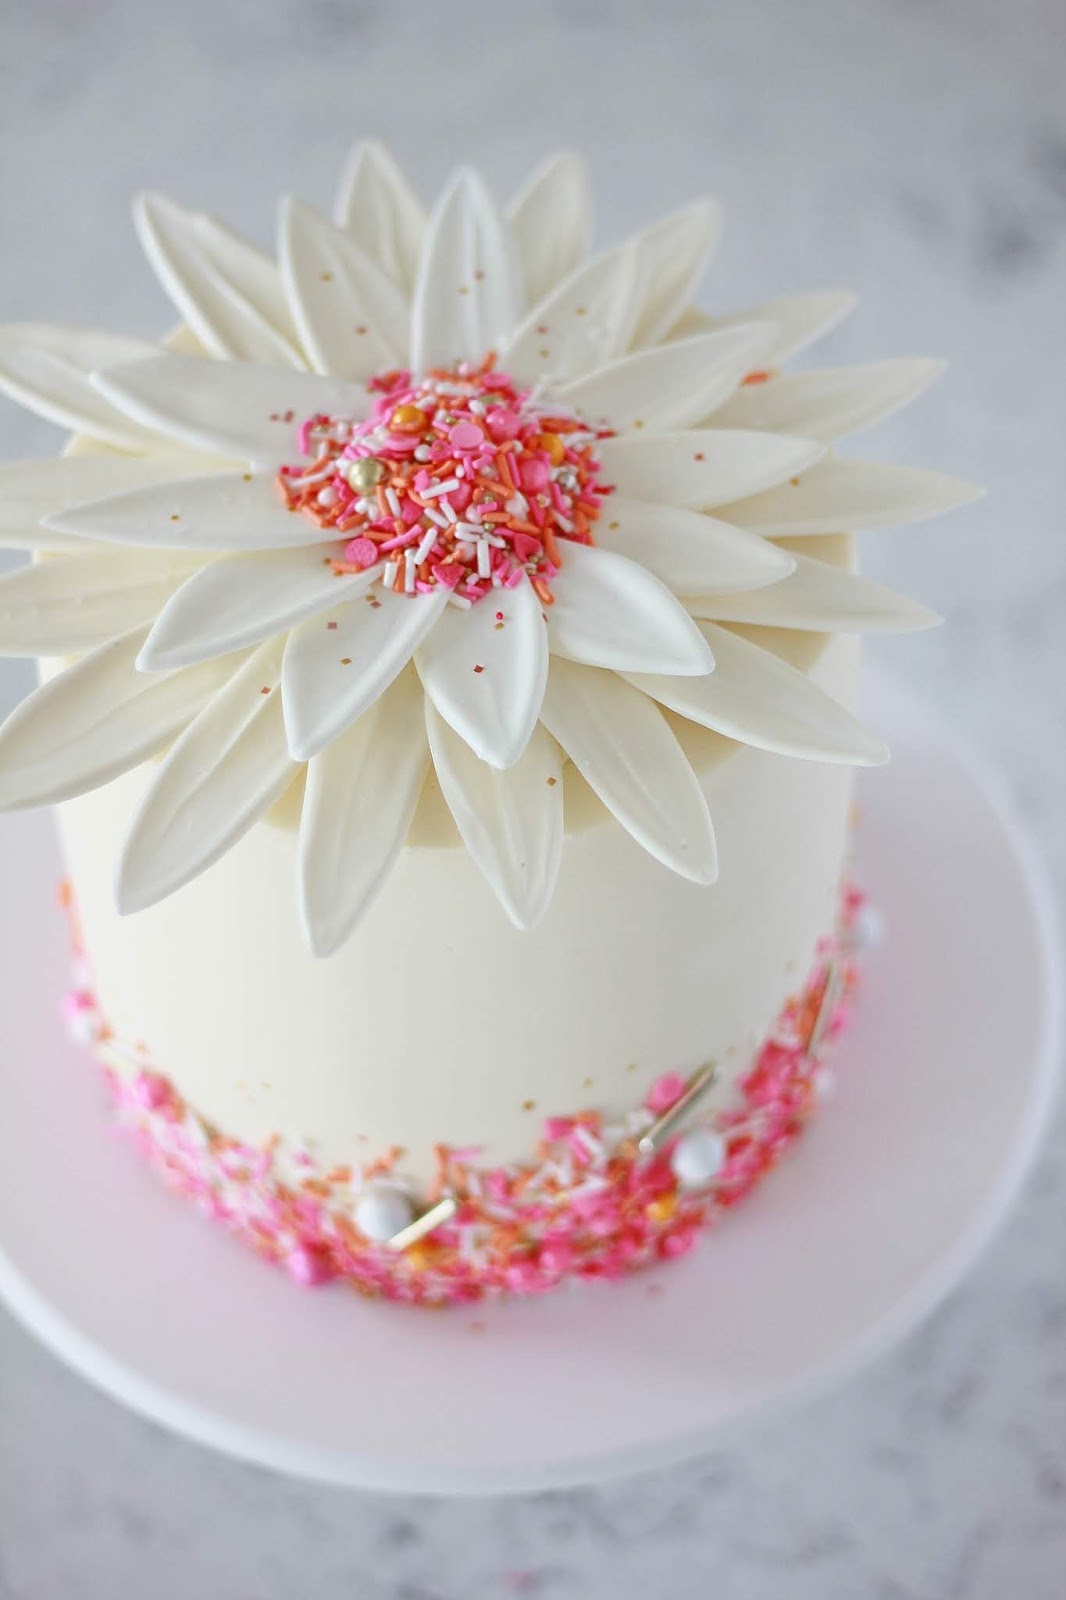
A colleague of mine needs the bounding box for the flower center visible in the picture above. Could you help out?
[277,356,610,606]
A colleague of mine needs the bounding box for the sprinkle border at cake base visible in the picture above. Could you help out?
[61,885,875,1307]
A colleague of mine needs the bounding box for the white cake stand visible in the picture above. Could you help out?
[0,674,1060,1494]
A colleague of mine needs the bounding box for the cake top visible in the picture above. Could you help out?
[0,144,977,954]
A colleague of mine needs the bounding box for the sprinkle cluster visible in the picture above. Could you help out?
[63,887,868,1308]
[276,356,612,608]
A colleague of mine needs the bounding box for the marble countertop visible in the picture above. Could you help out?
[1,1,1064,1595]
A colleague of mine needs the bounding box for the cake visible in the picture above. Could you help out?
[0,145,977,1304]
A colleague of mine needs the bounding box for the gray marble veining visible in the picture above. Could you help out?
[1,1,1064,1596]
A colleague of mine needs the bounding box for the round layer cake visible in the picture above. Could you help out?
[0,144,975,1302]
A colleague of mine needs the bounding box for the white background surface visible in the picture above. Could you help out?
[0,2,1064,1596]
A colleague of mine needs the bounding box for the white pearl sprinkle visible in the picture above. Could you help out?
[850,903,886,952]
[67,1009,101,1046]
[670,1127,727,1188]
[355,1187,414,1244]
[811,1064,836,1102]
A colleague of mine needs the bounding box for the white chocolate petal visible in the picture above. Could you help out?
[0,627,233,808]
[410,168,520,372]
[711,359,945,441]
[279,197,409,381]
[626,621,888,765]
[138,545,382,670]
[117,640,296,913]
[426,703,563,930]
[282,584,448,761]
[548,541,713,676]
[597,430,824,510]
[45,472,332,553]
[298,668,429,956]
[704,291,857,363]
[554,324,776,434]
[595,496,794,594]
[507,152,590,307]
[501,241,642,384]
[630,200,721,349]
[716,458,984,536]
[91,354,367,466]
[540,658,717,885]
[135,191,304,368]
[689,550,941,631]
[333,140,426,290]
[416,575,547,769]
[0,324,162,451]
[0,454,225,551]
[0,547,201,655]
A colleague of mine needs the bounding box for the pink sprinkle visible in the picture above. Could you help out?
[646,1072,687,1114]
[448,419,485,451]
[286,1244,335,1288]
[539,1242,575,1275]
[344,537,378,569]
[486,407,520,441]
[512,532,542,564]
[661,1228,698,1259]
[297,417,314,455]
[519,456,550,493]
[432,561,466,590]
[132,1071,171,1111]
[62,989,95,1019]
[379,530,418,553]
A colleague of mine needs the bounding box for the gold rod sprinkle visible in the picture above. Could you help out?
[638,1062,719,1156]
[807,961,843,1056]
[386,1194,458,1252]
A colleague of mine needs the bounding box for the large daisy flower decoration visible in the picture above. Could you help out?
[0,145,976,954]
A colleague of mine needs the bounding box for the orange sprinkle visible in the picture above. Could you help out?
[495,451,516,492]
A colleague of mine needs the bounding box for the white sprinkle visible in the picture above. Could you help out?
[448,592,473,610]
[385,486,401,517]
[424,506,449,529]
[415,526,438,564]
[414,444,432,461]
[572,1124,603,1159]
[316,486,337,508]
[404,549,417,593]
[440,499,458,524]
[454,464,466,479]
[422,478,460,499]
[293,461,336,488]
[381,560,399,589]
[554,512,574,533]
[505,493,529,517]
[477,539,491,578]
